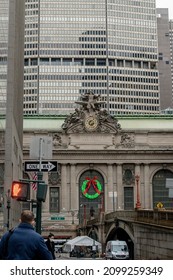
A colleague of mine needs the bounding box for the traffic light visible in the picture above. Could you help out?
[11,181,29,201]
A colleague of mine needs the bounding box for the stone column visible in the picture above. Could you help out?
[144,164,151,209]
[107,164,114,212]
[61,164,68,211]
[70,164,77,210]
[117,164,123,210]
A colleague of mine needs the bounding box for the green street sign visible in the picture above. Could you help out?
[51,216,65,221]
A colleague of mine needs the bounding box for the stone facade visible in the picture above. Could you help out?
[1,93,173,238]
[23,94,173,237]
[134,223,173,259]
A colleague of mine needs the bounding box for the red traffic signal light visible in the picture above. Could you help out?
[11,181,29,201]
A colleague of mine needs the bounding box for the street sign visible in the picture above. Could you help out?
[24,161,57,172]
[51,216,65,221]
[30,136,52,160]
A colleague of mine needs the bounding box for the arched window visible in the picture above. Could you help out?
[79,170,104,224]
[152,169,173,209]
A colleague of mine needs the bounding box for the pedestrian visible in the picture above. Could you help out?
[45,233,56,259]
[90,206,95,218]
[0,210,53,260]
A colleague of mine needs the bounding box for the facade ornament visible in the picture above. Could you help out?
[120,133,135,148]
[48,170,61,185]
[62,91,121,134]
[53,133,62,147]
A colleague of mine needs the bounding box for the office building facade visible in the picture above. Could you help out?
[169,20,173,101]
[0,0,9,115]
[24,0,160,115]
[157,9,173,110]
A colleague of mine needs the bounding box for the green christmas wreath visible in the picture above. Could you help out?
[81,177,102,200]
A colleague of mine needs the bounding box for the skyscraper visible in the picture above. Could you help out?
[169,20,173,102]
[24,0,160,115]
[0,0,9,115]
[157,9,172,110]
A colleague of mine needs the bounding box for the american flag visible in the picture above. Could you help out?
[31,172,38,191]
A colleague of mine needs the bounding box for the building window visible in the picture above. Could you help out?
[79,170,104,223]
[97,59,106,66]
[152,169,173,209]
[85,59,95,66]
[50,187,59,212]
[40,58,49,65]
[124,187,134,210]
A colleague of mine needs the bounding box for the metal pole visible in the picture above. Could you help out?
[36,138,43,234]
[39,137,43,172]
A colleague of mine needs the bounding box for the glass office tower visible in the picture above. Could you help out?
[169,20,173,101]
[0,0,9,115]
[24,0,160,115]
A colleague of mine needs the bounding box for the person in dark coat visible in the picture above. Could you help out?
[0,210,53,260]
[45,233,56,259]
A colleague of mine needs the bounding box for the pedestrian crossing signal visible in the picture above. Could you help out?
[11,181,29,201]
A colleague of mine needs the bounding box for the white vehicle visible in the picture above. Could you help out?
[105,240,129,260]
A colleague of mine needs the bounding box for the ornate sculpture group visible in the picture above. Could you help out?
[62,91,121,134]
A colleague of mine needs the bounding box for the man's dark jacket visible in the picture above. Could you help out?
[45,239,56,259]
[0,223,53,260]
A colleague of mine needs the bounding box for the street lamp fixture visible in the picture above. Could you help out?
[135,175,141,209]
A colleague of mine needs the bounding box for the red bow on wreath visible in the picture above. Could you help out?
[83,176,101,195]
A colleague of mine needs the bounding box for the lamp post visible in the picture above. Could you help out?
[135,175,141,209]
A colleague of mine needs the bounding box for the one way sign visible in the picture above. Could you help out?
[24,161,58,172]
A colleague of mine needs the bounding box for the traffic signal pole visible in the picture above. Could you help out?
[35,137,43,234]
[11,138,48,234]
[35,171,43,234]
[11,177,47,234]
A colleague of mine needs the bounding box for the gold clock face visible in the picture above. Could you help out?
[85,116,98,131]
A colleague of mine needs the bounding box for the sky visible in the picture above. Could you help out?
[156,0,173,19]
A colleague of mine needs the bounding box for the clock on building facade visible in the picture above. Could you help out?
[84,115,99,132]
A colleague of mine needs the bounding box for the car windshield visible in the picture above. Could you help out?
[112,245,127,251]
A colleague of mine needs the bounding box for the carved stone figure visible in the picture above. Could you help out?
[120,133,135,148]
[53,133,62,147]
[61,91,121,134]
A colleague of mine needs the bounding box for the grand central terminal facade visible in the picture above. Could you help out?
[0,93,173,239]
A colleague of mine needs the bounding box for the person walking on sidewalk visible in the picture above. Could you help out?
[0,210,53,260]
[45,233,56,259]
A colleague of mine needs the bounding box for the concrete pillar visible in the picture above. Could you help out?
[117,164,123,210]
